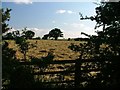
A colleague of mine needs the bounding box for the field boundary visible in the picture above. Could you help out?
[19,58,109,88]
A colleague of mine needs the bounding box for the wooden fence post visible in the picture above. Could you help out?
[75,53,83,88]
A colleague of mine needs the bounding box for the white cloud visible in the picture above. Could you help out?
[71,23,97,37]
[56,9,75,14]
[26,28,49,38]
[61,22,97,38]
[67,10,75,14]
[63,30,81,39]
[13,0,33,4]
[56,10,66,14]
[8,28,17,32]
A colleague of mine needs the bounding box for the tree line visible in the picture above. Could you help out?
[2,8,63,40]
[2,27,64,40]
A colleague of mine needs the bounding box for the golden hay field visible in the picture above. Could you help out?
[7,40,82,61]
[7,40,99,81]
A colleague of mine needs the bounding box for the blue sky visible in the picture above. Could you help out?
[2,1,99,38]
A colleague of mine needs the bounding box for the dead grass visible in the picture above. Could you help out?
[7,40,82,61]
[6,40,100,83]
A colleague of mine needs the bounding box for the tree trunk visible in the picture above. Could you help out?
[23,51,26,61]
[55,37,58,40]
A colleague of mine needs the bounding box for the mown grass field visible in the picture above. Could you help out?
[6,40,83,81]
[7,40,82,61]
[6,40,101,84]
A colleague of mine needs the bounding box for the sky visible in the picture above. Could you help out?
[2,0,100,38]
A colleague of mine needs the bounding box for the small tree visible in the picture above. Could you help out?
[12,30,20,38]
[49,28,63,40]
[15,36,36,61]
[21,27,35,39]
[3,32,14,40]
[24,30,35,39]
[2,8,20,87]
[42,34,49,40]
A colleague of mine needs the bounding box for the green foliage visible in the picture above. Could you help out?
[68,2,120,88]
[49,28,63,40]
[42,34,49,40]
[15,36,26,44]
[13,28,36,60]
[68,38,71,41]
[2,32,14,40]
[79,2,120,58]
[22,28,35,39]
[31,51,54,69]
[9,66,35,88]
[94,2,120,28]
[3,27,35,40]
[2,8,35,89]
[12,30,20,38]
[42,28,63,40]
[2,8,12,33]
[15,36,36,60]
[1,8,19,86]
[2,30,21,40]
[2,41,20,84]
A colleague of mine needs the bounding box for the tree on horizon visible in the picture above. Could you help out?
[49,28,63,40]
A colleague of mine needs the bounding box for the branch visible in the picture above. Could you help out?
[81,32,91,38]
